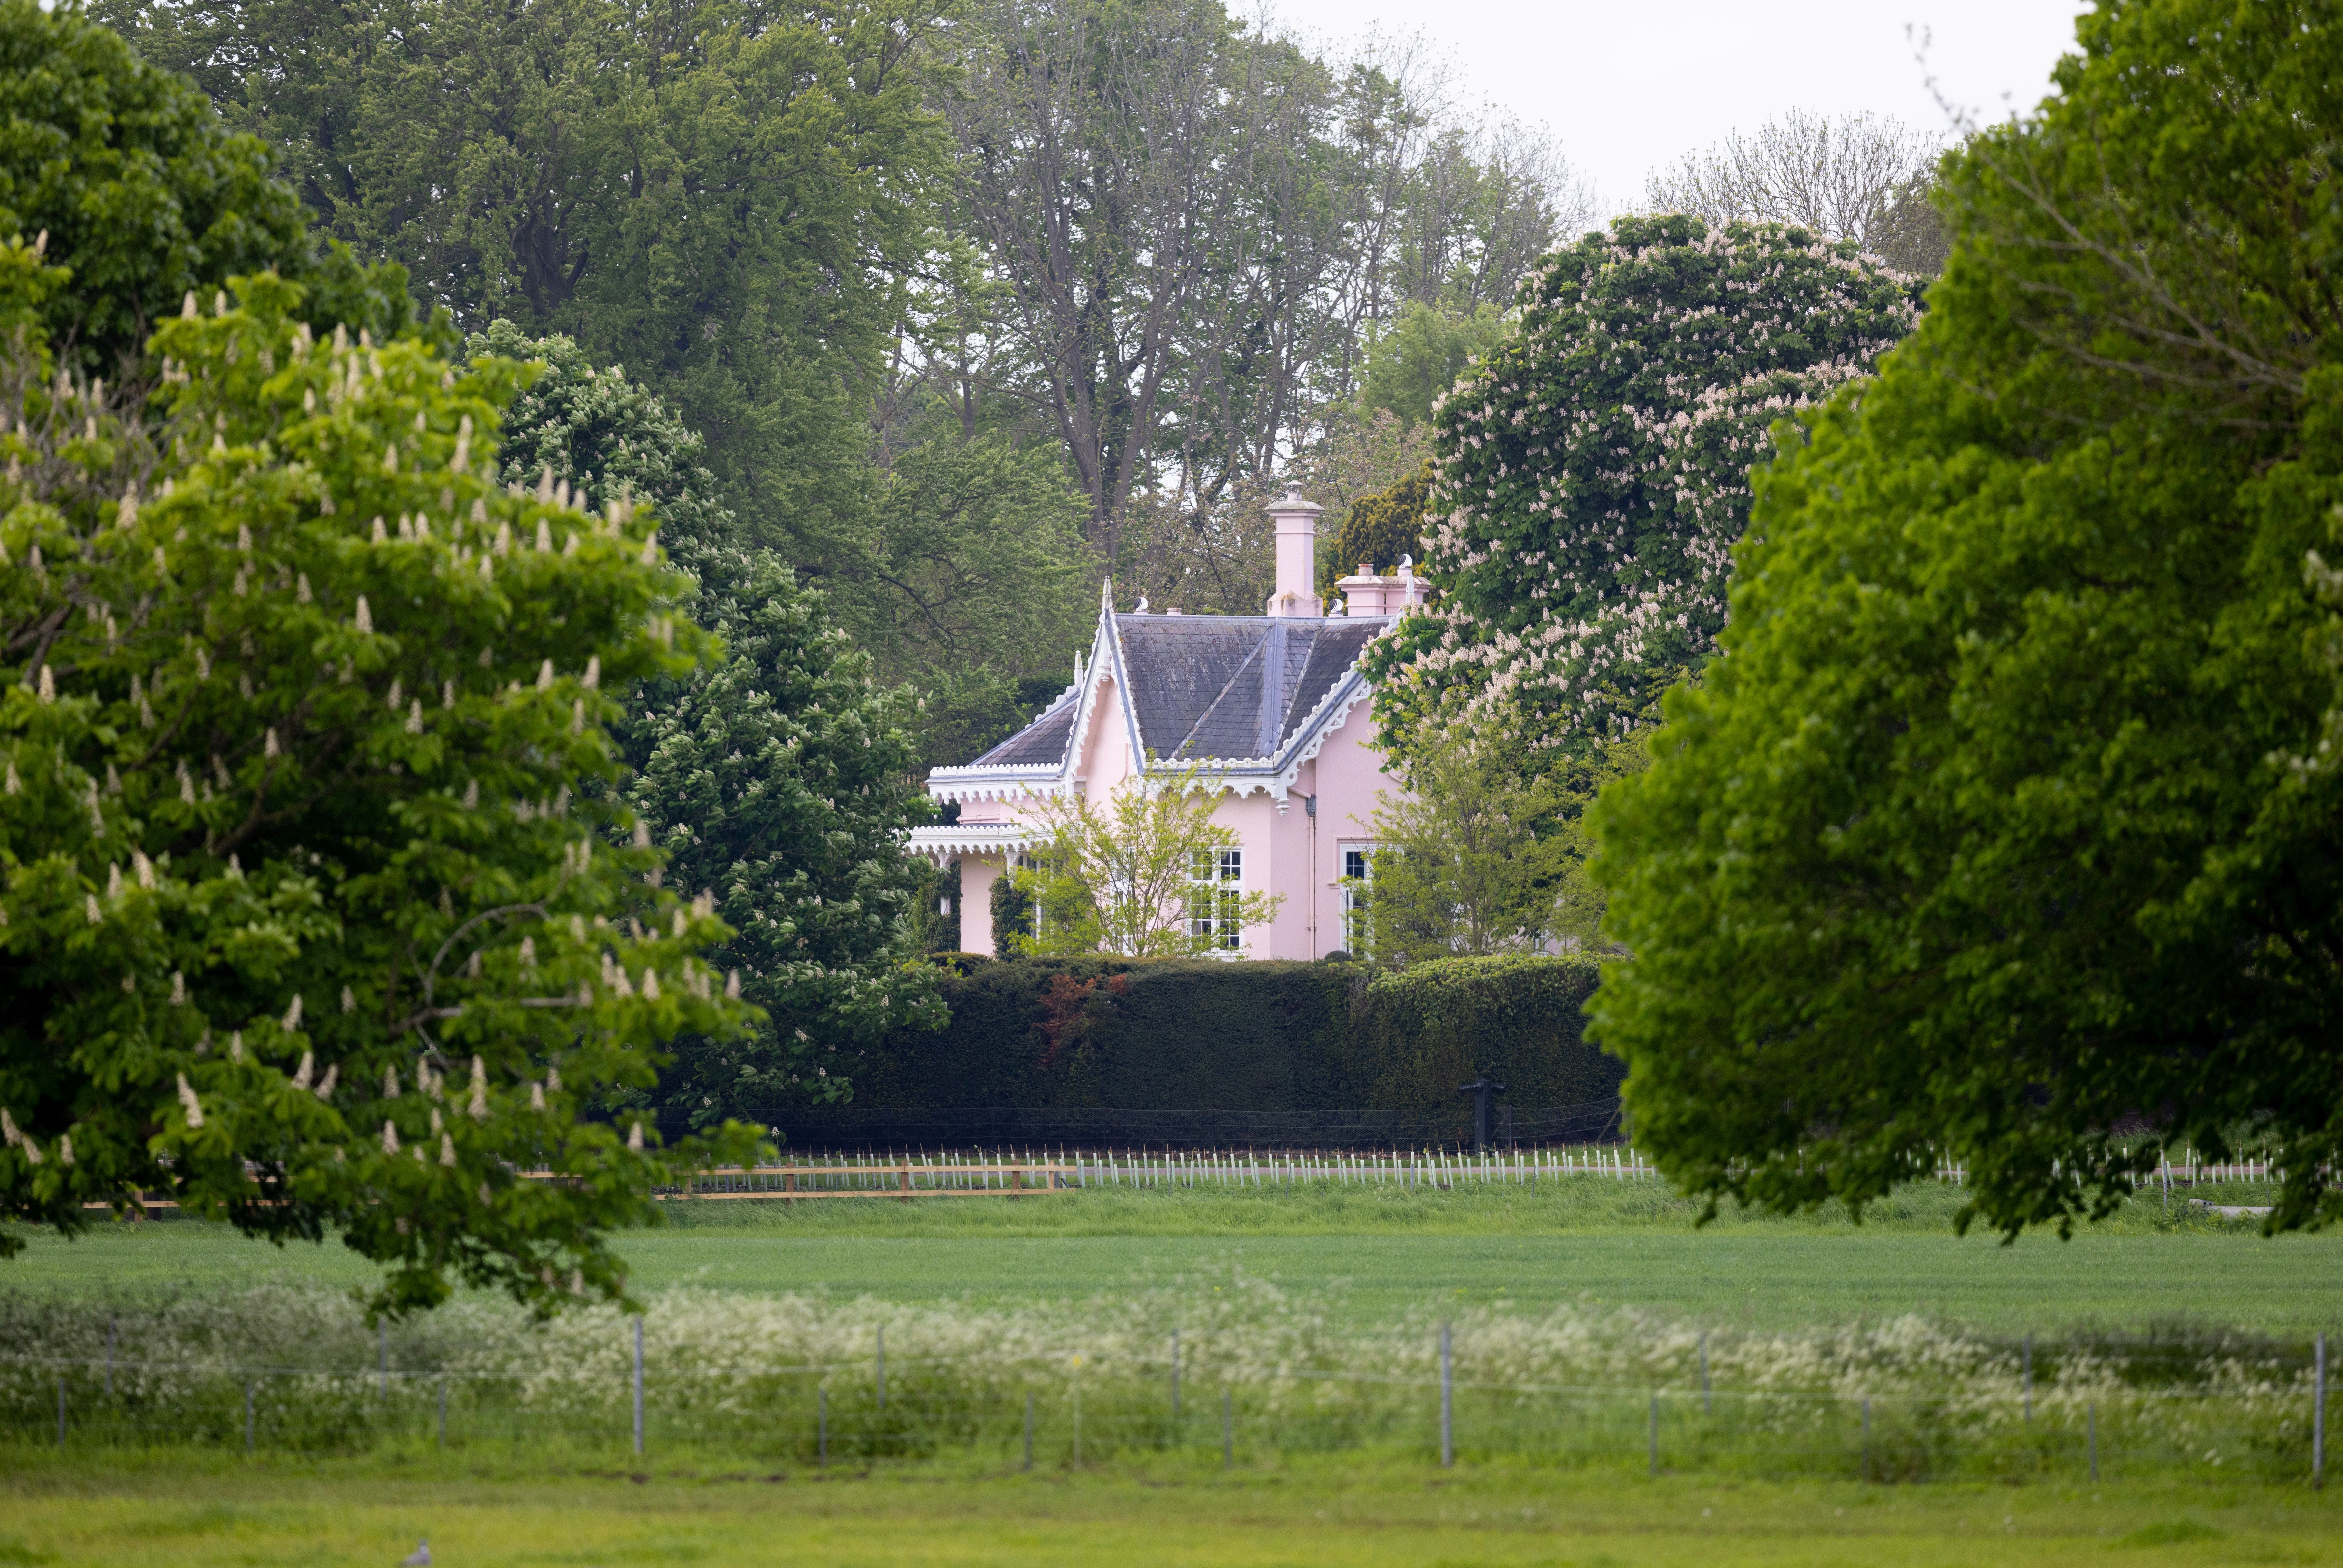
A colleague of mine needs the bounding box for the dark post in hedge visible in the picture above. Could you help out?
[1458,1078,1505,1155]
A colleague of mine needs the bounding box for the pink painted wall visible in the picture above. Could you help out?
[944,661,1404,961]
[957,856,1000,956]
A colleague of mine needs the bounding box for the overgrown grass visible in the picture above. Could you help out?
[0,1446,2339,1567]
[3,1180,2329,1332]
[0,1272,2328,1486]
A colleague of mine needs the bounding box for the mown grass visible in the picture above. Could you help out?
[0,1444,2338,1566]
[7,1179,2331,1333]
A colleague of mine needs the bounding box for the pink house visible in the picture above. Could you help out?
[911,490,1429,958]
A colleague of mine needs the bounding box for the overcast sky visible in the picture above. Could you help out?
[1268,0,2093,213]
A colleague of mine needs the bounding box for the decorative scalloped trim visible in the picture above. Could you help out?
[1275,673,1374,797]
[905,824,1035,865]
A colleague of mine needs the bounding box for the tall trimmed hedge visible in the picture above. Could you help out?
[1343,954,1617,1116]
[854,954,1612,1136]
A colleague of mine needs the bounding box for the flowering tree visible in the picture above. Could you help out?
[472,322,947,1124]
[0,257,756,1314]
[1366,215,1917,761]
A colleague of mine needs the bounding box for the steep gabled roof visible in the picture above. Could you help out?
[934,602,1394,803]
[1125,615,1384,763]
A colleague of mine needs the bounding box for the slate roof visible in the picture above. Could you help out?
[974,694,1078,766]
[966,613,1384,770]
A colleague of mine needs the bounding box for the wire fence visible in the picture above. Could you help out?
[2,1327,2329,1486]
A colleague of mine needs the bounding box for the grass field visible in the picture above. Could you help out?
[6,1180,2341,1565]
[8,1179,2335,1332]
[1,1448,2338,1566]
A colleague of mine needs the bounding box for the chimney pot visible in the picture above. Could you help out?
[1265,487,1323,617]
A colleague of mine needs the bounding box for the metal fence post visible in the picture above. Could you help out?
[1439,1322,1454,1468]
[105,1313,115,1399]
[1023,1391,1033,1472]
[2088,1400,2099,1482]
[876,1324,885,1412]
[2317,1331,2328,1490]
[631,1315,644,1458]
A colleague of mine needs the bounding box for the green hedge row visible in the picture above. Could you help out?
[857,953,1615,1135]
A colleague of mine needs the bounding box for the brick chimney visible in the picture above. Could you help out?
[1265,487,1322,617]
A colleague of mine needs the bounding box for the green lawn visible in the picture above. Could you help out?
[10,1179,2335,1332]
[0,1448,2337,1567]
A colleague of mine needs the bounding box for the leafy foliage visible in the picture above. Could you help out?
[1357,730,1646,964]
[848,434,1091,698]
[106,0,947,579]
[1007,766,1282,959]
[0,259,756,1312]
[470,323,947,1124]
[1325,462,1429,594]
[1587,0,2343,1236]
[0,0,416,378]
[466,322,737,577]
[1356,302,1508,428]
[860,953,1611,1132]
[1366,216,1916,764]
[623,558,944,1123]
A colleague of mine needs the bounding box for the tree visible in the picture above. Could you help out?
[468,321,949,1122]
[0,258,756,1314]
[1366,214,1917,766]
[1356,301,1510,429]
[1325,461,1429,595]
[1355,748,1559,963]
[849,434,1092,692]
[105,0,949,577]
[1646,109,1949,277]
[1587,0,2343,1237]
[0,0,413,378]
[623,557,944,1124]
[1007,766,1281,959]
[467,321,739,579]
[940,0,1272,554]
[1351,725,1645,964]
[936,0,1580,555]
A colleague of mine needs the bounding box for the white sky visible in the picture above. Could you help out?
[1269,0,2094,213]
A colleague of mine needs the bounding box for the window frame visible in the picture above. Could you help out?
[1188,845,1245,954]
[1339,842,1376,954]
